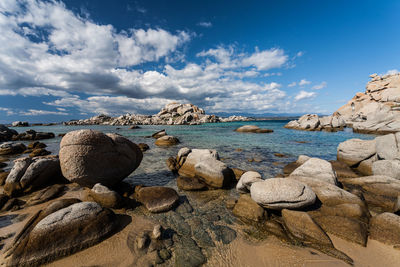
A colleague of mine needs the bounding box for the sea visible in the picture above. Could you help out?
[6,120,375,186]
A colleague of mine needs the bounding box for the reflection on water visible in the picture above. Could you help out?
[6,121,375,186]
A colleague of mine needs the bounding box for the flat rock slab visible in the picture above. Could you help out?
[369,212,400,245]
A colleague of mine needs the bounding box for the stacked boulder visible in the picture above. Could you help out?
[284,114,345,132]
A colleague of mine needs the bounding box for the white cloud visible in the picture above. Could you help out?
[0,0,301,116]
[299,79,311,86]
[294,90,316,101]
[197,22,212,28]
[19,109,69,116]
[0,107,15,115]
[385,69,399,75]
[241,48,288,71]
[288,82,296,87]
[296,51,304,57]
[312,81,327,90]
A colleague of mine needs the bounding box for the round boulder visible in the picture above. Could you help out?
[90,183,122,208]
[235,125,273,133]
[59,130,142,187]
[236,171,262,193]
[250,178,316,210]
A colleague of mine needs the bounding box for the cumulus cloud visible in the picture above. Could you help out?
[197,21,212,28]
[19,109,69,116]
[288,82,296,87]
[385,69,399,75]
[312,81,327,90]
[298,79,311,86]
[294,90,316,101]
[0,107,15,115]
[0,0,298,116]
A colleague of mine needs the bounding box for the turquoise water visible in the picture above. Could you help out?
[7,121,375,186]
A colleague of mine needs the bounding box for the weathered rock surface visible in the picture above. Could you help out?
[6,201,117,267]
[233,194,265,222]
[250,178,316,210]
[235,125,273,133]
[0,142,26,155]
[372,160,400,179]
[342,175,400,212]
[375,133,400,160]
[90,183,122,208]
[135,186,179,213]
[369,212,400,245]
[337,139,376,167]
[236,171,262,193]
[155,135,180,146]
[177,149,219,177]
[194,158,234,188]
[0,124,18,142]
[290,158,338,185]
[59,130,142,187]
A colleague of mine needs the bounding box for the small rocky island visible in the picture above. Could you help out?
[285,73,400,134]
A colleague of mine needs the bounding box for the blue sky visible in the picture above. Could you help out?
[0,0,399,123]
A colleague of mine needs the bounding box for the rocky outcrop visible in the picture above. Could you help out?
[250,178,316,210]
[11,129,55,141]
[290,158,338,185]
[0,142,26,155]
[286,73,400,134]
[12,121,29,127]
[369,212,400,245]
[59,130,142,187]
[0,124,18,142]
[235,125,273,133]
[64,102,250,126]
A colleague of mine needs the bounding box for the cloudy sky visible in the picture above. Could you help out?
[0,0,399,123]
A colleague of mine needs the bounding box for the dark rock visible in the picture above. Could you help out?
[138,143,149,152]
[174,235,206,267]
[211,225,236,244]
[0,194,10,210]
[329,160,359,180]
[1,198,23,211]
[274,153,288,158]
[0,124,18,142]
[136,186,179,213]
[27,184,65,206]
[29,148,51,158]
[152,129,166,139]
[282,161,301,176]
[0,171,9,185]
[129,125,141,129]
[166,156,179,172]
[0,143,26,155]
[231,167,246,180]
[177,176,206,191]
[27,142,47,149]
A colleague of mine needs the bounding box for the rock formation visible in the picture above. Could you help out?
[285,73,400,134]
[64,102,250,126]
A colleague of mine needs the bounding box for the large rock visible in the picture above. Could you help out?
[4,157,32,196]
[59,130,142,187]
[369,212,400,245]
[287,176,364,207]
[19,157,61,191]
[342,175,400,212]
[375,133,400,160]
[235,125,273,133]
[250,178,316,210]
[194,158,234,188]
[177,149,219,177]
[154,135,180,146]
[0,124,18,141]
[236,171,262,193]
[282,209,332,247]
[290,158,338,185]
[372,160,400,179]
[135,186,179,213]
[233,194,265,222]
[7,202,117,266]
[337,138,376,167]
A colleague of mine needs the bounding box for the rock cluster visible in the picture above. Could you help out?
[285,73,400,134]
[64,102,250,126]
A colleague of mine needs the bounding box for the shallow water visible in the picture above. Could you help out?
[7,121,375,186]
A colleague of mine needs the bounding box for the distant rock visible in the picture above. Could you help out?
[0,142,26,155]
[11,129,55,141]
[12,121,29,127]
[235,125,273,133]
[59,130,142,187]
[63,102,250,126]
